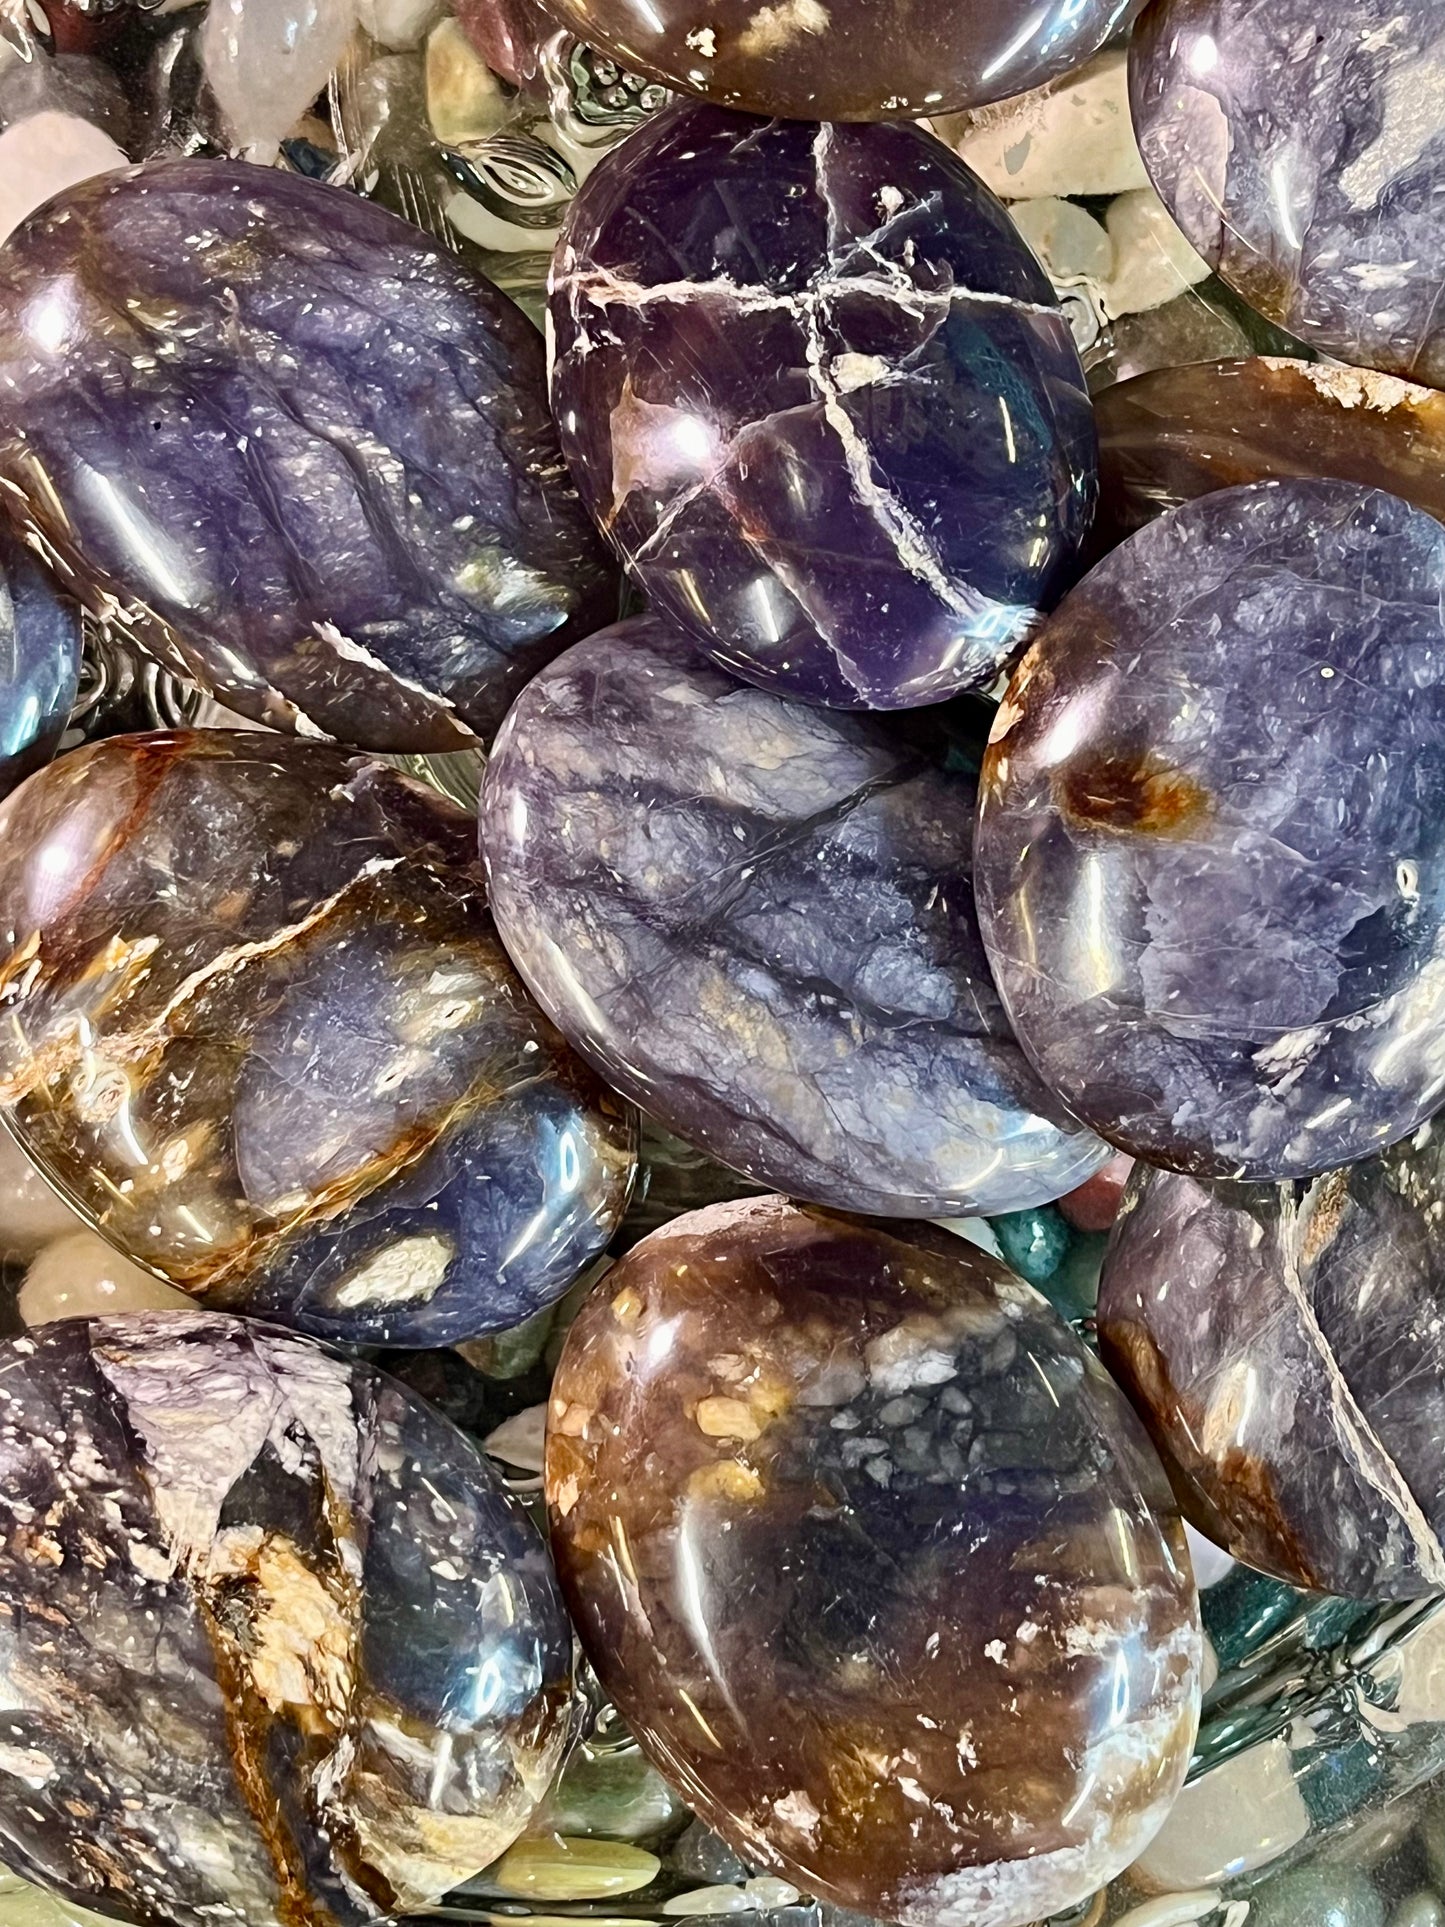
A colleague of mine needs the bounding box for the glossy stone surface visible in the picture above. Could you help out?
[479,614,1108,1218]
[0,160,616,753]
[976,480,1445,1182]
[547,1197,1201,1927]
[0,731,636,1344]
[1099,1122,1445,1599]
[1095,358,1445,548]
[1130,0,1445,387]
[549,104,1096,710]
[0,1311,571,1927]
[0,527,80,799]
[530,0,1136,120]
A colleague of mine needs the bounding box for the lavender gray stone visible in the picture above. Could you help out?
[0,1311,572,1927]
[1130,0,1445,386]
[549,103,1097,711]
[1099,1128,1445,1600]
[0,159,616,753]
[478,613,1109,1218]
[975,479,1445,1182]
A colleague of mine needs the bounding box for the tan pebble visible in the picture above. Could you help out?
[20,1232,193,1326]
[492,1835,660,1901]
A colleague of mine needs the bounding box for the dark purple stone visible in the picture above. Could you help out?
[548,103,1097,711]
[0,160,617,753]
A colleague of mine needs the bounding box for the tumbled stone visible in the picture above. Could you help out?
[1130,0,1445,386]
[939,48,1150,201]
[550,103,1096,709]
[0,1125,79,1265]
[0,528,80,799]
[0,731,636,1345]
[527,0,1133,120]
[491,1835,661,1899]
[547,1197,1201,1927]
[1098,187,1209,319]
[0,160,616,752]
[976,479,1445,1181]
[0,1311,572,1927]
[479,614,1108,1218]
[200,0,359,162]
[19,1228,193,1323]
[1094,358,1445,547]
[0,111,127,242]
[1098,1118,1445,1599]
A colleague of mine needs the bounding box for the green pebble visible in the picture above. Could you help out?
[541,1747,687,1843]
[1297,1734,1383,1831]
[1202,1565,1304,1672]
[1248,1864,1384,1927]
[989,1206,1070,1286]
[492,1835,661,1900]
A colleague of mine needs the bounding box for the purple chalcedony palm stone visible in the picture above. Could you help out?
[0,160,616,753]
[1130,0,1445,387]
[0,1311,572,1927]
[548,104,1097,710]
[976,479,1445,1182]
[1099,1144,1445,1600]
[478,613,1109,1218]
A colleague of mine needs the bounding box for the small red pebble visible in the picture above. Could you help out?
[1059,1154,1135,1233]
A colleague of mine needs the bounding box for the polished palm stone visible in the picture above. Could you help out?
[0,1311,572,1927]
[530,0,1136,120]
[0,527,80,798]
[549,104,1096,710]
[0,159,616,753]
[1099,1129,1445,1600]
[546,1197,1202,1927]
[976,479,1445,1181]
[1095,358,1445,547]
[1130,0,1445,387]
[479,614,1109,1218]
[0,731,636,1344]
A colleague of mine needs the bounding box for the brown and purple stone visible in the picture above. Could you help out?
[0,730,636,1346]
[546,1196,1201,1927]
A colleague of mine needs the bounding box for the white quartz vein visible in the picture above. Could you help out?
[562,262,1058,324]
[1276,1192,1445,1586]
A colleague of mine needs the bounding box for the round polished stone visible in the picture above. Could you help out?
[0,1310,571,1927]
[547,1197,1202,1927]
[976,479,1445,1181]
[1095,358,1445,548]
[1099,1121,1445,1600]
[1130,0,1445,386]
[0,527,81,799]
[549,104,1096,710]
[479,614,1109,1218]
[529,0,1135,120]
[0,159,616,753]
[0,731,636,1344]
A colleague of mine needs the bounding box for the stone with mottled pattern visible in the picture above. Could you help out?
[1094,358,1445,548]
[0,160,616,753]
[478,614,1109,1218]
[0,731,636,1345]
[0,1311,572,1927]
[1099,1129,1445,1600]
[528,0,1137,121]
[548,104,1096,711]
[976,480,1445,1182]
[1130,0,1445,387]
[547,1197,1201,1927]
